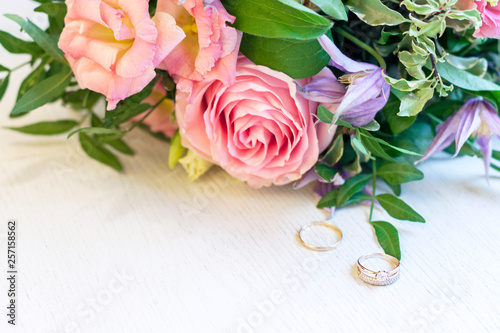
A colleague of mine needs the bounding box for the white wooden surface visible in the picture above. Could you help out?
[1,2,500,332]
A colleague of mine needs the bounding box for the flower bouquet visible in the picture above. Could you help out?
[1,0,500,259]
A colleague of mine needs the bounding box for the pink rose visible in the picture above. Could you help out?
[58,0,185,110]
[456,0,500,38]
[175,56,334,188]
[157,0,240,87]
[131,82,177,138]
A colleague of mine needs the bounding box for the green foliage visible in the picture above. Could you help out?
[240,34,330,79]
[0,73,10,101]
[220,0,332,39]
[376,193,425,222]
[79,133,123,171]
[0,30,43,56]
[317,105,334,124]
[11,66,72,116]
[5,14,67,64]
[346,0,408,26]
[314,164,339,183]
[377,163,424,185]
[371,221,401,260]
[309,0,347,21]
[5,120,78,135]
[336,173,372,206]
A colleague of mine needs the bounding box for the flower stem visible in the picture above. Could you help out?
[369,158,377,222]
[8,61,31,72]
[333,27,387,71]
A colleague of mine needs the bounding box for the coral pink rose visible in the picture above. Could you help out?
[58,0,185,110]
[456,0,500,38]
[131,82,177,138]
[157,0,240,87]
[175,56,334,188]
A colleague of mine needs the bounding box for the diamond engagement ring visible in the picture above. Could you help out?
[357,253,400,286]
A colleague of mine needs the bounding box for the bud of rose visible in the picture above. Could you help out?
[179,150,213,181]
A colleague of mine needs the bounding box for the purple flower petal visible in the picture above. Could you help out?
[293,167,319,189]
[339,81,390,127]
[477,135,492,181]
[299,68,345,104]
[416,115,460,164]
[318,35,378,73]
[333,69,388,125]
[454,100,481,157]
[478,101,500,136]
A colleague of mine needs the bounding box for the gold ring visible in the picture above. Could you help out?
[357,253,400,286]
[297,221,342,251]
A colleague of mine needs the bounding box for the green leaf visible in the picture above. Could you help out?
[240,33,330,79]
[0,73,10,101]
[344,192,372,206]
[371,221,401,260]
[351,135,371,158]
[336,173,371,206]
[315,164,339,183]
[346,0,409,26]
[34,2,67,18]
[399,88,435,116]
[318,189,370,209]
[321,134,344,165]
[79,133,123,171]
[436,60,500,109]
[106,139,134,156]
[423,99,462,118]
[360,120,380,131]
[401,0,439,15]
[376,193,425,222]
[91,114,134,156]
[377,163,424,184]
[310,0,347,21]
[0,30,43,56]
[335,118,355,129]
[5,120,77,135]
[359,130,422,156]
[220,0,332,39]
[387,182,402,196]
[62,89,102,110]
[68,127,125,140]
[360,133,395,162]
[17,61,47,101]
[317,105,334,124]
[5,14,66,64]
[445,54,488,78]
[491,163,500,173]
[11,66,72,116]
[383,73,433,92]
[317,189,338,209]
[381,93,416,134]
[492,150,500,161]
[169,130,186,169]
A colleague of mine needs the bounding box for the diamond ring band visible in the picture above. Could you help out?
[357,253,400,286]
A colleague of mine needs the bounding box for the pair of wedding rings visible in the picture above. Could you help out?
[298,222,400,286]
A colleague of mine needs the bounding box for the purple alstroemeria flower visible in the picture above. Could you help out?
[417,98,500,178]
[300,35,390,127]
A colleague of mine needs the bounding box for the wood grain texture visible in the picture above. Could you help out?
[1,3,500,332]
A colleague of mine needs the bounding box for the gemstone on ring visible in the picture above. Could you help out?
[376,271,388,281]
[357,253,400,286]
